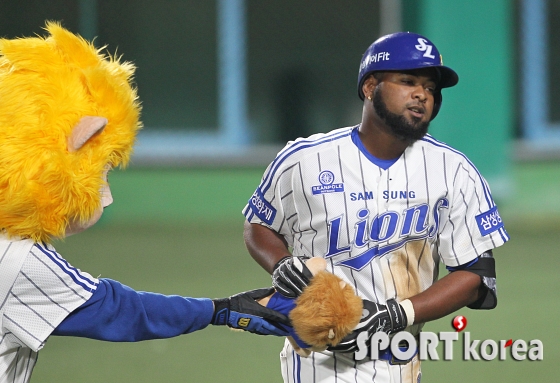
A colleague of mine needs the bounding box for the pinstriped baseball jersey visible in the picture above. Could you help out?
[243,125,508,382]
[0,239,97,383]
[280,343,422,383]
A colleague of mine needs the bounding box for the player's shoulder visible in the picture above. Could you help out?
[419,134,478,167]
[275,126,355,163]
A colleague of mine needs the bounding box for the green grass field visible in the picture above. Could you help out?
[30,164,560,382]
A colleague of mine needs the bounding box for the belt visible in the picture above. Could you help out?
[378,340,418,365]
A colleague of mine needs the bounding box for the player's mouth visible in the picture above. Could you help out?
[407,105,426,119]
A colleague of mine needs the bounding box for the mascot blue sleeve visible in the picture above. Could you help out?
[53,278,214,341]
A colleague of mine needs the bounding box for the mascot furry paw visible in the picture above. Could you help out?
[260,258,363,357]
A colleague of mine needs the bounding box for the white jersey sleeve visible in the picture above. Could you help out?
[0,241,98,383]
[424,136,508,267]
[243,153,293,238]
[244,136,319,248]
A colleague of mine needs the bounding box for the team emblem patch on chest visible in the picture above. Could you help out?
[312,170,345,195]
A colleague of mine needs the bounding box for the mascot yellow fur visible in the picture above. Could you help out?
[0,21,140,242]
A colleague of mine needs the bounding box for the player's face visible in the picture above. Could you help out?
[372,69,437,143]
[65,165,113,237]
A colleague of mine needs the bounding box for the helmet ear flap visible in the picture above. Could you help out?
[431,91,442,121]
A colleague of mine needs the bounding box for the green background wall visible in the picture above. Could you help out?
[404,0,513,196]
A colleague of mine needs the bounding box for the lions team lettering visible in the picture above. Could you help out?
[325,198,449,270]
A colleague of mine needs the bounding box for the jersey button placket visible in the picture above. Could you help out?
[378,171,389,210]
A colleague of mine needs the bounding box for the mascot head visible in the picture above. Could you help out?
[0,22,142,243]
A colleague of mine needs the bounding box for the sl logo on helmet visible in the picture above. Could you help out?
[414,38,436,59]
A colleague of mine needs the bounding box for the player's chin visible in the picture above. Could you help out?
[408,112,430,127]
[400,122,430,143]
[405,112,428,126]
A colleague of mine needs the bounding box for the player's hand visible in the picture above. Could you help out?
[211,287,292,336]
[327,299,407,353]
[272,256,314,298]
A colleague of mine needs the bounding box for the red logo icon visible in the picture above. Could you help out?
[504,339,513,347]
[452,315,467,332]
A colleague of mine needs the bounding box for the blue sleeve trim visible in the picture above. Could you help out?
[35,243,98,292]
[53,279,214,341]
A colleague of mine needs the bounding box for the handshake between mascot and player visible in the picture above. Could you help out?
[0,23,506,383]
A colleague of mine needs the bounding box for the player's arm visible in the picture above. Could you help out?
[407,268,482,323]
[329,272,484,353]
[406,250,497,324]
[244,221,314,298]
[244,220,290,274]
[53,278,291,340]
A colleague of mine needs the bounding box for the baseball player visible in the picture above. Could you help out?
[243,32,508,382]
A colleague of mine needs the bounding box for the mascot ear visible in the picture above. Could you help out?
[68,116,108,152]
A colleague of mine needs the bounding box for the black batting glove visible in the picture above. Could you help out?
[211,287,291,336]
[271,256,314,298]
[327,299,407,353]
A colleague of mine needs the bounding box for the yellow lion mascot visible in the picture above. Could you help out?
[0,21,140,242]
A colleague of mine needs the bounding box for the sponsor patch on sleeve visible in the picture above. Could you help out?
[475,206,504,236]
[248,189,277,225]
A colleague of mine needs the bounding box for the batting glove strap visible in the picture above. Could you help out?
[272,256,314,298]
[385,299,407,333]
[211,287,291,336]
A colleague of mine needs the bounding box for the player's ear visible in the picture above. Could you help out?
[68,116,108,152]
[362,74,378,101]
